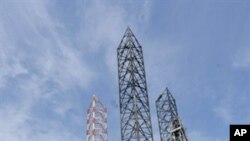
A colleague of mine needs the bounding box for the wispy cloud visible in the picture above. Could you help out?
[0,0,153,140]
[1,1,248,141]
[0,0,95,89]
[0,0,94,140]
[77,0,153,73]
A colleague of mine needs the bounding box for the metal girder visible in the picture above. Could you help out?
[117,27,154,141]
[156,88,188,141]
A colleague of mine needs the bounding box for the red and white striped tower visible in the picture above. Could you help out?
[86,95,108,141]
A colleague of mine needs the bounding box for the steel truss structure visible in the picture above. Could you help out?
[86,95,108,141]
[156,88,188,141]
[117,27,154,141]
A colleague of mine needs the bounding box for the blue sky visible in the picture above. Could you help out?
[0,0,249,141]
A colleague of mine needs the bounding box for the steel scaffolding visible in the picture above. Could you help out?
[117,27,154,141]
[156,88,188,141]
[86,95,108,141]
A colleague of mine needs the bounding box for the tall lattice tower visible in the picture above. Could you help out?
[86,95,108,141]
[156,88,188,141]
[117,27,154,141]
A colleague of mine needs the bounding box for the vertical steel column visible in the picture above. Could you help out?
[86,95,108,141]
[156,88,188,141]
[117,27,154,141]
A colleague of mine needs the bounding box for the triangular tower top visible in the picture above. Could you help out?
[124,26,134,37]
[118,27,141,49]
[156,87,178,116]
[88,95,105,109]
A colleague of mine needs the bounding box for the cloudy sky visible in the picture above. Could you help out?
[0,0,250,141]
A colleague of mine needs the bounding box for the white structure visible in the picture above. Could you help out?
[86,95,107,141]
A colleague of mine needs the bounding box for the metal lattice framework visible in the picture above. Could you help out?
[117,27,154,141]
[86,95,108,141]
[156,88,188,141]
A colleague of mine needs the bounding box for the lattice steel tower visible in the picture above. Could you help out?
[117,27,154,141]
[86,95,108,141]
[156,88,188,141]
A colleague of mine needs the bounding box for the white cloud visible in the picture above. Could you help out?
[78,0,153,74]
[0,0,155,140]
[0,0,94,90]
[0,0,94,140]
[0,104,82,141]
[0,49,28,88]
[79,0,126,50]
[78,0,127,76]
